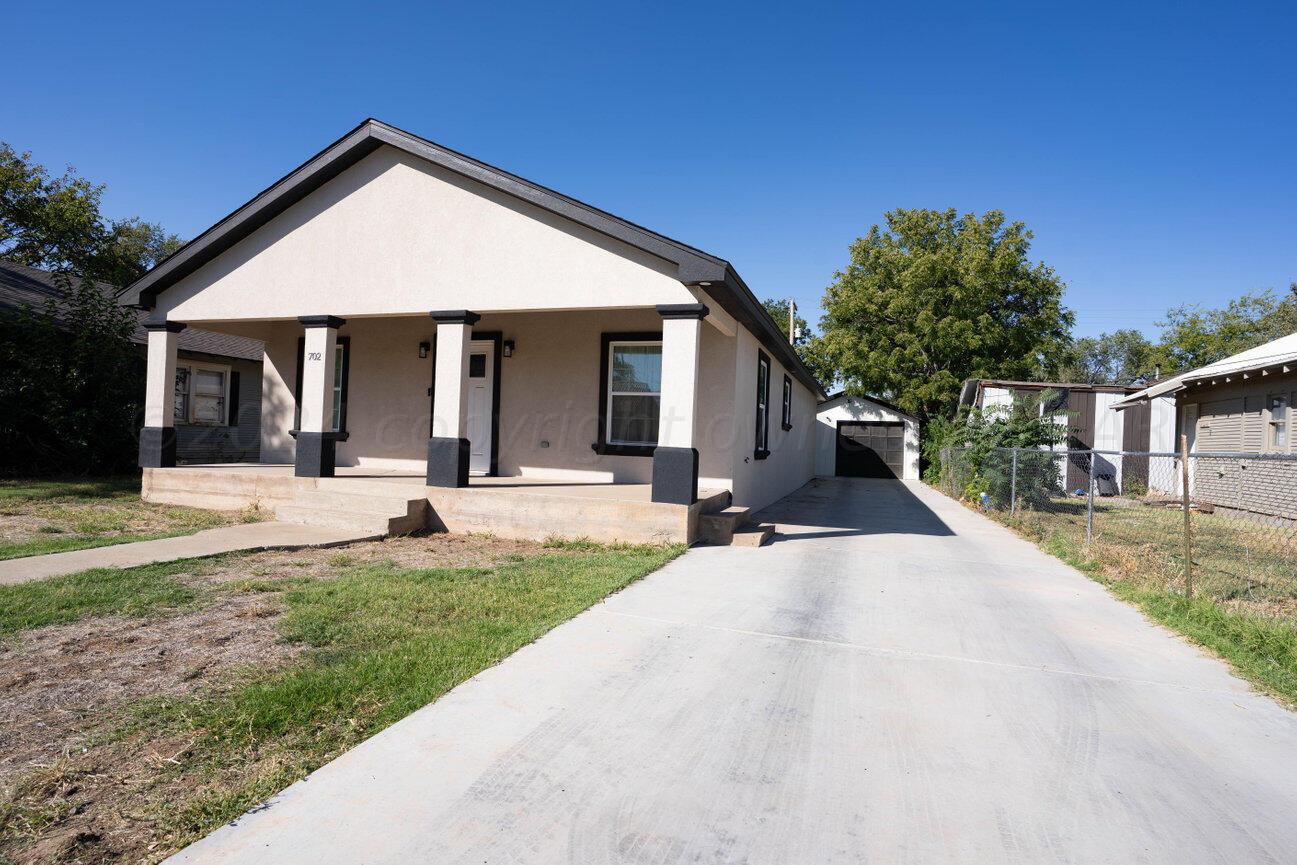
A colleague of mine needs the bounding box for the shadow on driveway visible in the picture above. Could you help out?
[756,477,955,543]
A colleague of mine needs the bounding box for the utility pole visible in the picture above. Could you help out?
[788,298,797,345]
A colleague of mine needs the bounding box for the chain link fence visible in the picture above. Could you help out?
[939,446,1297,627]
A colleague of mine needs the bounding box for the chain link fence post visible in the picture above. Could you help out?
[1009,449,1018,517]
[1181,435,1192,599]
[1085,450,1095,546]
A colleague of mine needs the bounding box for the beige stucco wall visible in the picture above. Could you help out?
[153,146,696,323]
[727,326,818,511]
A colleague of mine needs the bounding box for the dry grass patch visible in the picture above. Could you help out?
[0,477,260,561]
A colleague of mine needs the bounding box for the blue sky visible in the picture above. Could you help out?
[8,0,1293,338]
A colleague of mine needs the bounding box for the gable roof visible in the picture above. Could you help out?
[119,118,822,397]
[818,391,920,423]
[1,260,263,362]
[958,377,1142,408]
[1111,332,1297,409]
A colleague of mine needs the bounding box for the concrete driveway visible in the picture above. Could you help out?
[169,478,1297,864]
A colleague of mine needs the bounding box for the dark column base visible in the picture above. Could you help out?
[295,431,337,478]
[651,446,699,505]
[139,426,177,468]
[427,436,470,487]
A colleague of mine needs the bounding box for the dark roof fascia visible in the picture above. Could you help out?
[820,390,920,423]
[707,263,825,399]
[119,119,823,396]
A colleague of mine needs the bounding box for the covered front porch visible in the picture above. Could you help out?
[137,300,786,544]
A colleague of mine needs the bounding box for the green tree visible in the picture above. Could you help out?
[0,143,180,287]
[762,297,811,349]
[1152,285,1297,373]
[809,208,1073,424]
[1058,328,1158,385]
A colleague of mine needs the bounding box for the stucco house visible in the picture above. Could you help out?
[120,119,826,544]
[1,260,264,463]
[1113,333,1297,519]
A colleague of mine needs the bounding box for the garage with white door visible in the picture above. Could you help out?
[815,393,921,480]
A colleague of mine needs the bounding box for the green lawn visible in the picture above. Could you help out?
[0,476,255,560]
[0,537,683,864]
[0,558,204,634]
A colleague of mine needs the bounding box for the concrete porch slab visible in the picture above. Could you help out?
[142,465,731,545]
[0,521,378,585]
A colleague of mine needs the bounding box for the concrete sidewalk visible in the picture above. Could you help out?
[0,521,378,584]
[167,478,1297,864]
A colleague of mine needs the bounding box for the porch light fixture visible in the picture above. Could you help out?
[503,340,515,357]
[418,341,430,359]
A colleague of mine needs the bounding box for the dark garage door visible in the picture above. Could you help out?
[836,421,905,478]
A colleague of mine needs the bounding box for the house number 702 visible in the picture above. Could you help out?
[307,352,322,361]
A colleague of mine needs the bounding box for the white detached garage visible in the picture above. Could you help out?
[815,393,921,480]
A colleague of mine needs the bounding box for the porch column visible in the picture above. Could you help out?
[295,315,345,478]
[652,303,708,504]
[139,319,186,468]
[427,310,481,487]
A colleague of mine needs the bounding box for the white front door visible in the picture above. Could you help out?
[466,341,495,475]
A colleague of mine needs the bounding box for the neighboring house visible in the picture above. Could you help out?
[0,260,264,464]
[959,378,1177,493]
[1113,333,1297,519]
[118,118,827,534]
[815,393,920,480]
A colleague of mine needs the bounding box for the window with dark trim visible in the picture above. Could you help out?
[754,350,771,459]
[294,336,351,434]
[595,331,662,456]
[781,373,793,431]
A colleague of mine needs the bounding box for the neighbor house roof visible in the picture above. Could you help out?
[958,377,1143,408]
[819,390,920,423]
[1111,332,1297,409]
[118,118,823,398]
[0,260,264,362]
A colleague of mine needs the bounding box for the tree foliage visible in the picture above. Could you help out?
[1151,285,1297,374]
[1058,328,1158,385]
[0,274,144,475]
[1060,285,1297,386]
[808,208,1073,423]
[0,143,181,287]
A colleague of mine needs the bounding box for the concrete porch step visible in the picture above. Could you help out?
[289,489,423,516]
[730,523,775,548]
[698,506,752,545]
[275,491,428,536]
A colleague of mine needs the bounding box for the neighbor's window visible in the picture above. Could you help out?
[781,374,793,430]
[754,352,770,457]
[606,340,662,446]
[1268,394,1289,451]
[173,363,228,426]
